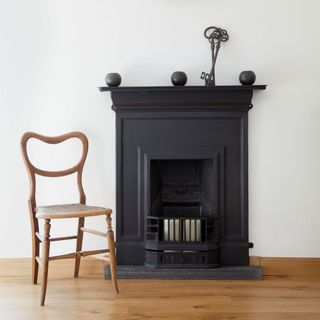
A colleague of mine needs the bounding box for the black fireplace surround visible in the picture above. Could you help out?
[100,85,266,269]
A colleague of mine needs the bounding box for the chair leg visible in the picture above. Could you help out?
[74,217,85,278]
[40,219,51,306]
[106,215,119,293]
[32,233,40,284]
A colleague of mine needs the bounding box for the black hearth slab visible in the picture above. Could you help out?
[104,265,262,280]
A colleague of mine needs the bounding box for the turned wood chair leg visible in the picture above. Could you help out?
[74,217,85,278]
[40,219,51,306]
[32,234,40,284]
[106,215,119,293]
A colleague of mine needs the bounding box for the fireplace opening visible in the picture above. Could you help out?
[145,159,219,268]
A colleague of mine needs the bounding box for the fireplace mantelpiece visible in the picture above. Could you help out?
[100,85,266,270]
[99,85,266,111]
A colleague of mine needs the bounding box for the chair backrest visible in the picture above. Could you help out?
[21,132,89,211]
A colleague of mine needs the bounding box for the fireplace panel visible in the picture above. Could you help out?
[116,114,245,265]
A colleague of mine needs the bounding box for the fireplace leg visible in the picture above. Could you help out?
[106,215,119,293]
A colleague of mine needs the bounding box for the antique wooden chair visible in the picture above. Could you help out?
[21,131,118,306]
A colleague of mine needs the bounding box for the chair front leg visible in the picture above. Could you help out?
[74,217,85,278]
[106,214,119,293]
[40,219,51,306]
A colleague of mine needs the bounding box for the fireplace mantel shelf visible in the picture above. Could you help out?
[99,85,266,92]
[99,85,266,111]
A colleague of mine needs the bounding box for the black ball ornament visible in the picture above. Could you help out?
[171,71,187,86]
[239,71,256,85]
[105,73,122,87]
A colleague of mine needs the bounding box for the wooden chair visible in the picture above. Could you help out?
[20,131,118,306]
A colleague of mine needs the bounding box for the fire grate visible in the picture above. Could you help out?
[146,216,217,243]
[145,215,219,268]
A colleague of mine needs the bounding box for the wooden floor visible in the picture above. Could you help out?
[0,275,320,320]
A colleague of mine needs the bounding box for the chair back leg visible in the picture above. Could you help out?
[106,215,119,293]
[40,219,51,306]
[74,217,85,277]
[32,236,40,284]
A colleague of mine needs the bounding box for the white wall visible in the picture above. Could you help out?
[0,0,319,258]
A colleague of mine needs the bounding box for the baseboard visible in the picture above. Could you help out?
[249,256,261,266]
[250,256,320,277]
[260,257,320,277]
[1,257,319,278]
[0,258,104,277]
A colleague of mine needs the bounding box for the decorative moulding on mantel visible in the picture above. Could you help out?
[99,85,266,111]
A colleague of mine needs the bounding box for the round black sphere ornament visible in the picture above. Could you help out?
[239,70,256,85]
[105,73,122,87]
[171,71,187,86]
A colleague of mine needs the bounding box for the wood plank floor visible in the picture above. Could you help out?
[0,276,319,320]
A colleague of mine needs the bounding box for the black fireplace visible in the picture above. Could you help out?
[100,85,266,271]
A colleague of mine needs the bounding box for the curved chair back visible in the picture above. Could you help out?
[21,132,89,210]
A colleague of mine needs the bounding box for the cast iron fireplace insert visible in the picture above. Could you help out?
[145,159,219,268]
[100,85,266,270]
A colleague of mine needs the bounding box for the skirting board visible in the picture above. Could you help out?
[0,258,105,277]
[0,257,319,278]
[257,257,320,277]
